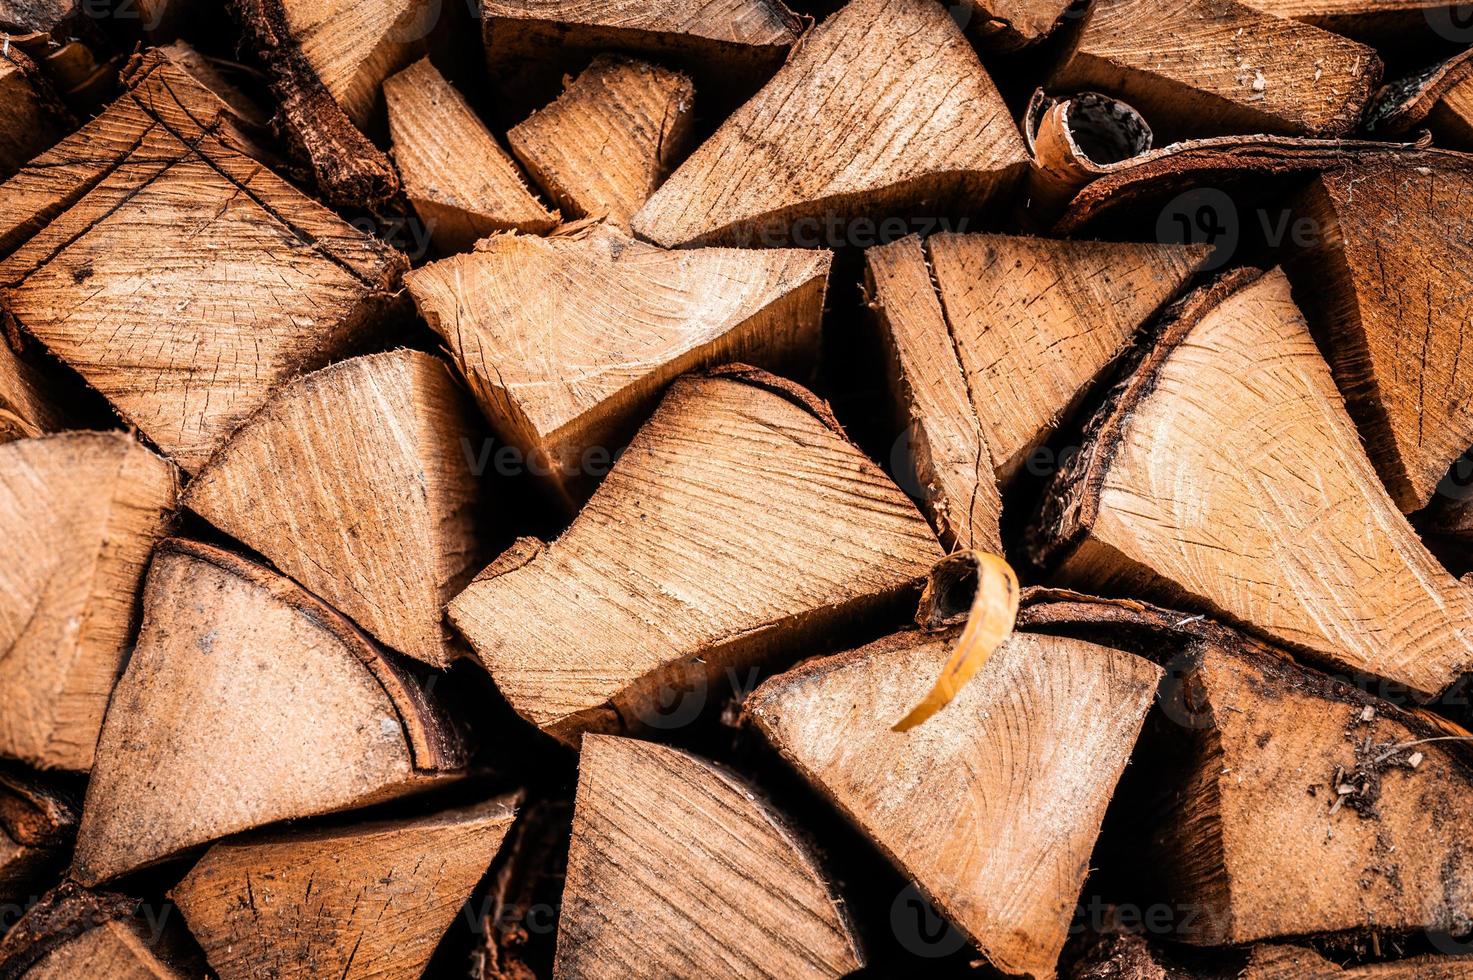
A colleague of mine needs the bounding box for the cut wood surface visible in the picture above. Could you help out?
[0,46,68,177]
[746,629,1161,979]
[1366,50,1473,149]
[405,225,831,506]
[0,432,177,772]
[1031,269,1473,700]
[1242,945,1473,978]
[173,795,520,980]
[0,881,189,979]
[1236,0,1455,39]
[0,55,407,474]
[386,57,557,252]
[1288,157,1473,512]
[1050,0,1382,139]
[554,735,863,979]
[0,769,75,909]
[631,0,1028,247]
[450,369,943,742]
[185,350,488,667]
[71,539,465,885]
[0,337,68,443]
[507,55,694,227]
[957,0,1078,49]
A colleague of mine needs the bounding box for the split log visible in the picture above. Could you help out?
[386,57,557,253]
[1287,157,1473,512]
[1066,932,1473,979]
[745,630,1161,978]
[1236,0,1455,41]
[1020,596,1473,946]
[229,0,432,208]
[0,54,408,474]
[1241,945,1473,978]
[555,735,864,978]
[506,55,694,228]
[0,432,177,772]
[404,224,831,507]
[480,0,800,117]
[1050,0,1382,138]
[185,350,490,668]
[71,539,465,886]
[0,769,75,909]
[0,882,193,979]
[1366,49,1473,148]
[957,0,1079,49]
[172,795,520,980]
[449,368,944,743]
[0,336,67,442]
[1023,90,1154,224]
[0,45,69,177]
[631,0,1028,248]
[1029,268,1473,701]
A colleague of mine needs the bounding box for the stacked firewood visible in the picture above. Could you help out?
[3,0,1473,977]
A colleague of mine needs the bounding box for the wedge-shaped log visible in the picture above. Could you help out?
[450,369,943,742]
[386,58,557,252]
[71,540,465,885]
[0,881,195,979]
[405,226,831,506]
[1288,158,1473,512]
[480,0,800,114]
[632,0,1028,248]
[0,770,76,909]
[1237,0,1454,40]
[1051,0,1381,138]
[0,432,177,772]
[746,630,1160,978]
[173,795,519,980]
[1031,269,1473,700]
[507,55,694,227]
[958,0,1078,49]
[556,735,863,978]
[0,46,68,177]
[185,351,488,667]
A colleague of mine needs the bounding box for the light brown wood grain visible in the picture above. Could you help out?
[276,0,429,128]
[1052,0,1382,138]
[746,630,1161,979]
[185,350,489,667]
[0,432,177,772]
[71,540,465,885]
[1237,0,1453,39]
[0,336,68,443]
[450,370,943,743]
[22,920,183,979]
[1243,945,1473,978]
[173,796,519,980]
[555,735,863,979]
[632,0,1028,247]
[508,55,693,227]
[0,47,66,177]
[405,224,831,507]
[387,57,557,252]
[1289,158,1473,512]
[1032,269,1473,702]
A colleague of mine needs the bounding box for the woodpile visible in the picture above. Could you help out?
[9,1,1473,978]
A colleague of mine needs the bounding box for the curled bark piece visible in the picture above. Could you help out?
[746,623,1161,978]
[1365,47,1473,137]
[632,0,1028,247]
[405,224,831,508]
[172,795,521,980]
[185,350,491,667]
[1023,89,1153,223]
[449,369,943,744]
[555,735,864,978]
[1051,0,1381,139]
[386,58,557,252]
[0,769,75,911]
[0,432,177,772]
[72,540,465,885]
[1029,268,1473,702]
[507,55,694,228]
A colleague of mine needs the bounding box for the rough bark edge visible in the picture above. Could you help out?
[155,539,466,772]
[0,769,76,849]
[699,362,845,437]
[0,39,76,132]
[1365,48,1473,136]
[0,881,138,980]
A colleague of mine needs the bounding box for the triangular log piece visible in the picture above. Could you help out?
[0,45,69,177]
[1236,0,1453,41]
[172,795,520,980]
[555,735,864,978]
[0,60,408,475]
[480,0,800,116]
[386,58,557,252]
[631,0,1028,248]
[0,336,69,442]
[1049,0,1382,138]
[1029,268,1473,701]
[0,432,177,772]
[71,539,465,886]
[1019,595,1473,946]
[405,225,832,507]
[185,350,490,668]
[0,880,200,978]
[957,0,1079,49]
[228,0,431,208]
[745,629,1161,979]
[864,236,1003,553]
[1287,157,1473,512]
[928,233,1211,484]
[507,55,694,228]
[1242,945,1473,978]
[0,769,76,909]
[449,368,944,743]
